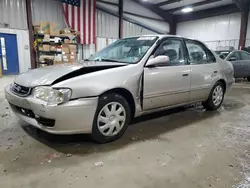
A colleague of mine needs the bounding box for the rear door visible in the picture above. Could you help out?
[239,51,250,77]
[227,52,243,78]
[184,39,218,102]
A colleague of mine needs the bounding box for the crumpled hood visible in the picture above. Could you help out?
[14,62,127,87]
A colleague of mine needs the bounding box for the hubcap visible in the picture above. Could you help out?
[97,102,126,136]
[212,85,223,106]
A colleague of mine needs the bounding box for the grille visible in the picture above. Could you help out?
[12,83,31,96]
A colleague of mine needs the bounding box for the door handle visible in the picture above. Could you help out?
[214,70,218,73]
[182,73,189,76]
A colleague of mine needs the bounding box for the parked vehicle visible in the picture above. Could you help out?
[5,35,234,143]
[215,50,232,60]
[219,50,250,80]
[242,46,250,54]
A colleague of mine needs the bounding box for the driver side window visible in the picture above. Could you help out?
[154,39,186,66]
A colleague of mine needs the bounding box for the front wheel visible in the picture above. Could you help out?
[202,82,225,111]
[247,77,250,82]
[91,93,131,143]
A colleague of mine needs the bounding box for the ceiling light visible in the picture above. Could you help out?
[181,7,193,13]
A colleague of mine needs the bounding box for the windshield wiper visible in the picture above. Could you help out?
[84,58,128,63]
[99,58,122,62]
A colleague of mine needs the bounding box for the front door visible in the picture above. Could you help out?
[143,38,191,110]
[184,39,218,101]
[0,33,19,75]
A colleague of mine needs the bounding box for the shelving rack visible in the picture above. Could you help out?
[34,33,78,67]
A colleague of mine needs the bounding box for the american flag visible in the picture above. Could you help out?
[62,0,96,44]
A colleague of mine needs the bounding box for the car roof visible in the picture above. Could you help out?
[123,35,202,41]
[231,50,250,53]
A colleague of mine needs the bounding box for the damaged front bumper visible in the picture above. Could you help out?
[5,85,98,134]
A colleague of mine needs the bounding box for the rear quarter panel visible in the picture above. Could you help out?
[216,56,235,92]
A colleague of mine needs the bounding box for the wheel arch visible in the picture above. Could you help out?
[217,79,226,92]
[100,88,136,118]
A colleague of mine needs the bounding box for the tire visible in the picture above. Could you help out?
[202,82,225,111]
[247,77,250,82]
[91,93,131,143]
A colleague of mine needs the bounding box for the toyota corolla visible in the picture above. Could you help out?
[5,35,234,143]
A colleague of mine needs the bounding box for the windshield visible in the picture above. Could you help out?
[87,36,158,64]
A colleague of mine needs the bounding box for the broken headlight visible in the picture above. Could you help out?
[32,86,72,106]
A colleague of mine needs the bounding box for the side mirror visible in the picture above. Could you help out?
[229,57,237,61]
[146,55,170,67]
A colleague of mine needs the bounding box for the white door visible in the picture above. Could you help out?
[184,39,219,102]
[143,38,191,110]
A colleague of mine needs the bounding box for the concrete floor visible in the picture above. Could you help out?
[0,76,250,188]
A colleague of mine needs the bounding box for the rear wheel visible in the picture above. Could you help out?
[91,93,131,143]
[202,82,225,111]
[247,77,250,82]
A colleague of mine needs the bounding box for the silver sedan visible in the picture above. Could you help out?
[5,35,234,143]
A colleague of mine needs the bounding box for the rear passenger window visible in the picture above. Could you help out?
[240,52,250,60]
[185,40,214,64]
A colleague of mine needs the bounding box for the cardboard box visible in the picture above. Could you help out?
[53,60,63,65]
[36,22,50,34]
[69,45,77,53]
[62,44,70,54]
[38,45,43,51]
[50,22,60,36]
[61,28,71,34]
[64,39,70,43]
[44,34,50,42]
[62,54,70,62]
[34,25,40,34]
[69,54,77,63]
[42,44,50,52]
[40,55,54,60]
[50,45,57,51]
[54,54,62,61]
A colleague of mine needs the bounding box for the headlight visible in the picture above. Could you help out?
[32,86,72,106]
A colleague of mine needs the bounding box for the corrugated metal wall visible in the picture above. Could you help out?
[123,20,156,37]
[177,13,241,50]
[0,0,27,29]
[31,0,66,28]
[96,10,157,39]
[97,10,119,39]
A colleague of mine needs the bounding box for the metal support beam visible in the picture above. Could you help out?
[238,3,249,49]
[118,0,123,39]
[96,5,162,34]
[167,0,222,13]
[157,0,181,7]
[132,0,173,24]
[175,4,240,22]
[25,0,36,69]
[97,0,118,6]
[170,18,177,35]
[123,11,164,22]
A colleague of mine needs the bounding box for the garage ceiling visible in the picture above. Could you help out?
[146,0,234,14]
